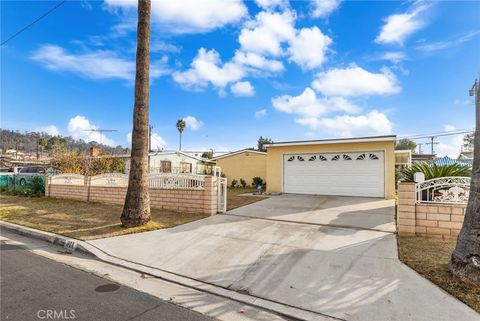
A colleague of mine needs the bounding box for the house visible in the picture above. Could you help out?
[119,151,216,175]
[457,151,473,165]
[412,153,436,162]
[394,150,412,169]
[264,135,396,199]
[211,149,267,185]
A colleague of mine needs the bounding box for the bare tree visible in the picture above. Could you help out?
[121,0,151,227]
[176,119,186,151]
[451,79,480,285]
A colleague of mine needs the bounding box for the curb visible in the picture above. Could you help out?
[1,221,342,321]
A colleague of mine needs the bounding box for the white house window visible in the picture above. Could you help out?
[180,162,192,173]
[369,153,379,160]
[161,161,172,173]
[297,156,305,161]
[331,155,340,161]
[308,155,316,161]
[356,154,366,160]
[287,156,295,162]
[319,155,327,161]
[343,154,352,160]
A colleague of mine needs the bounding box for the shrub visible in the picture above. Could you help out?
[240,178,247,188]
[400,162,471,182]
[230,179,238,188]
[252,177,264,187]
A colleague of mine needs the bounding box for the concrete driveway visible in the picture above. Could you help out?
[89,195,478,321]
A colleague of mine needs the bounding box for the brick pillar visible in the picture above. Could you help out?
[397,182,416,235]
[203,176,217,216]
[45,176,52,197]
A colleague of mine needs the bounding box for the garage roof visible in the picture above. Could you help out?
[211,149,266,160]
[264,135,396,147]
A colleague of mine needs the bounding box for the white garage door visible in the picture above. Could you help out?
[283,151,385,197]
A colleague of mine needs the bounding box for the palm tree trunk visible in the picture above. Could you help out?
[179,133,182,151]
[121,0,151,227]
[451,81,480,285]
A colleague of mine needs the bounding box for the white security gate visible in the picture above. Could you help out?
[283,151,385,197]
[217,177,227,213]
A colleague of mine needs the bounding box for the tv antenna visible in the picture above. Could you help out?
[83,128,118,146]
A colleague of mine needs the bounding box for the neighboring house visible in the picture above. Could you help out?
[211,149,267,185]
[394,150,412,169]
[435,155,471,168]
[412,153,436,162]
[119,151,215,175]
[264,135,396,199]
[457,151,473,165]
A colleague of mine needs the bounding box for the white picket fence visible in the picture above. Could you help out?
[49,172,206,190]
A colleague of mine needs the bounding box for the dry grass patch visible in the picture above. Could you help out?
[227,187,268,211]
[0,194,209,240]
[397,236,480,313]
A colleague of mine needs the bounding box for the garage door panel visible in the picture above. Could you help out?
[283,152,384,197]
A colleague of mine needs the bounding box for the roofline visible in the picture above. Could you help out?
[211,149,267,160]
[264,135,397,148]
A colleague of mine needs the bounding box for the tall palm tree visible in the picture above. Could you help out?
[121,0,151,227]
[176,119,186,151]
[451,79,480,285]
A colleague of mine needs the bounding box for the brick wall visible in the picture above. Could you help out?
[46,176,218,215]
[397,182,466,239]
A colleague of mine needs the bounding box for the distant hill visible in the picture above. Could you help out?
[0,129,129,155]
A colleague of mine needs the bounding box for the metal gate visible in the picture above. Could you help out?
[217,177,227,213]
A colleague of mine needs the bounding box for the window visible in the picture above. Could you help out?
[287,156,295,162]
[160,161,172,173]
[297,156,305,161]
[308,155,316,161]
[369,153,379,160]
[331,155,340,161]
[343,154,352,160]
[180,162,192,173]
[319,155,327,161]
[356,154,366,160]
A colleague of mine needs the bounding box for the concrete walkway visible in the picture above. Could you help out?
[89,195,478,321]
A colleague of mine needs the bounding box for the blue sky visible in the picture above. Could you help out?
[1,0,479,157]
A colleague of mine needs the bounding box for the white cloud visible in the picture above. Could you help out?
[375,2,431,45]
[416,30,480,52]
[272,87,361,121]
[172,48,245,90]
[127,132,166,150]
[436,125,464,158]
[312,66,401,96]
[255,0,288,10]
[288,26,332,70]
[311,111,393,137]
[310,0,341,18]
[31,44,169,81]
[67,115,115,146]
[233,51,284,73]
[255,109,267,118]
[183,116,204,131]
[34,125,60,136]
[453,99,473,106]
[378,51,406,63]
[230,81,255,96]
[105,0,247,34]
[238,10,296,56]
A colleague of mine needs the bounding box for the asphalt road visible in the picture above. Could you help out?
[0,242,214,321]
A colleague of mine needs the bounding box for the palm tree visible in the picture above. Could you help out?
[121,0,151,227]
[176,119,186,151]
[451,79,480,285]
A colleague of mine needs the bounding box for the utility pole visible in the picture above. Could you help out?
[148,124,154,152]
[36,135,40,160]
[417,143,423,154]
[425,136,439,155]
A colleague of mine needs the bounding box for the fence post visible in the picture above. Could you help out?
[85,175,91,202]
[397,182,416,236]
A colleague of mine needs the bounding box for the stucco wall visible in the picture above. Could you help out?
[215,152,267,185]
[266,140,395,199]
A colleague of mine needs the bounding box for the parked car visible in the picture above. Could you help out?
[17,166,46,186]
[0,167,14,173]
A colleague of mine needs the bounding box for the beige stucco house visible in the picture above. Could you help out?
[265,135,396,199]
[211,149,266,185]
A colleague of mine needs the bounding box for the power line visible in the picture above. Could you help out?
[398,128,475,141]
[1,0,67,46]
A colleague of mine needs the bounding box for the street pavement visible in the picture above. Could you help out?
[1,241,214,321]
